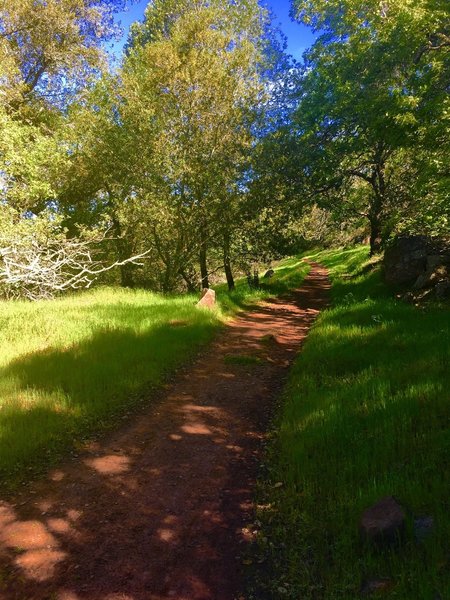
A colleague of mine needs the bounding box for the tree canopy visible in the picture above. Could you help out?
[0,0,448,297]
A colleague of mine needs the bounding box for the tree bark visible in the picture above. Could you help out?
[223,233,235,291]
[367,149,387,256]
[112,216,135,288]
[179,268,197,293]
[199,225,209,289]
[368,211,383,256]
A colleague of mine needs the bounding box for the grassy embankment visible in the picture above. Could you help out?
[0,258,310,488]
[250,247,449,599]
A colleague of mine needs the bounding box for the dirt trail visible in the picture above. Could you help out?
[0,263,330,600]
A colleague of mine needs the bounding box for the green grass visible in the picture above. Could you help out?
[249,247,449,599]
[0,259,310,489]
[216,256,311,315]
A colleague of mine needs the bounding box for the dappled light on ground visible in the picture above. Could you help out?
[0,264,330,599]
[85,455,131,476]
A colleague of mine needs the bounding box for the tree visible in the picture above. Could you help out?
[120,0,269,289]
[286,0,449,254]
[0,0,126,111]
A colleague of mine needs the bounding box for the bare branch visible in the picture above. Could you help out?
[0,233,152,301]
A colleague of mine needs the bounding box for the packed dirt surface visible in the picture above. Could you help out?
[0,263,330,600]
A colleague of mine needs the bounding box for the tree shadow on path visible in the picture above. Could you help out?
[0,263,330,600]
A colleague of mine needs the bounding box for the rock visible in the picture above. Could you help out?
[196,288,216,309]
[400,291,415,304]
[263,269,275,279]
[427,255,446,271]
[360,578,394,596]
[433,265,449,280]
[384,236,450,296]
[435,280,450,300]
[414,516,434,542]
[384,236,432,285]
[413,265,448,290]
[415,288,434,302]
[413,271,432,290]
[359,496,406,545]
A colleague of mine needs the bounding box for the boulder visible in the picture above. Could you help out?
[413,265,449,290]
[384,236,450,290]
[436,280,450,300]
[196,288,216,309]
[426,255,449,271]
[263,269,275,279]
[384,236,432,285]
[359,496,406,546]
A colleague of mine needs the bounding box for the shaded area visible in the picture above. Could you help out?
[0,319,217,481]
[0,264,330,600]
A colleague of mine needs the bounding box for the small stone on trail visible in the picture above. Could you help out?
[197,288,216,309]
[359,496,406,546]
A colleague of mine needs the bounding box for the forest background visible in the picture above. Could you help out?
[0,0,448,300]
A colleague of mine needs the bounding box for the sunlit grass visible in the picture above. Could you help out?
[216,257,311,315]
[250,246,450,599]
[0,260,310,488]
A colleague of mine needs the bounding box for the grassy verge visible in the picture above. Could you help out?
[216,256,311,315]
[249,247,449,599]
[0,259,310,489]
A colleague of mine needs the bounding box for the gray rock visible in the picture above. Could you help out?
[432,265,449,282]
[401,291,415,304]
[427,255,445,271]
[359,496,406,545]
[384,236,450,286]
[414,516,434,542]
[196,288,216,309]
[413,272,432,290]
[384,236,430,285]
[263,269,275,279]
[413,265,448,290]
[435,280,450,300]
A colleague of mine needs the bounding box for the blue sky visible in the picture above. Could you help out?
[109,0,316,60]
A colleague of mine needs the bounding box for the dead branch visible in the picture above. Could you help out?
[0,234,152,300]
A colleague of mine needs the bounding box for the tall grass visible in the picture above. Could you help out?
[250,247,449,599]
[0,260,310,488]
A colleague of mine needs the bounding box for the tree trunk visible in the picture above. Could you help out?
[199,226,209,289]
[120,262,135,288]
[368,153,387,257]
[112,216,135,288]
[368,188,384,256]
[179,268,197,293]
[368,214,383,256]
[223,233,235,291]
